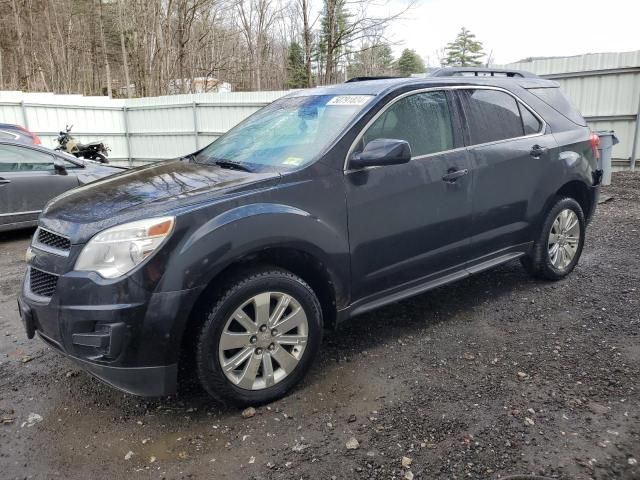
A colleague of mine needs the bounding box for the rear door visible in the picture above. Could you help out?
[0,144,80,227]
[457,88,557,262]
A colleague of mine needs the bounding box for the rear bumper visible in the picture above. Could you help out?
[586,184,600,225]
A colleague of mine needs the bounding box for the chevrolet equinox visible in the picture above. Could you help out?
[18,69,602,405]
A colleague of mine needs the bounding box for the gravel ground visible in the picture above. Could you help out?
[1,172,638,480]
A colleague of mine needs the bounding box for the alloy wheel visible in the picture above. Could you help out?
[218,292,309,390]
[548,208,580,270]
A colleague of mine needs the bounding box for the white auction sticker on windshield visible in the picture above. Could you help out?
[327,95,373,106]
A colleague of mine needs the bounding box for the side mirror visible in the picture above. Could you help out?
[350,139,412,169]
[53,158,68,176]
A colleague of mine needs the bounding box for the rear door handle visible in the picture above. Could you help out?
[0,178,11,185]
[530,144,547,158]
[442,168,469,183]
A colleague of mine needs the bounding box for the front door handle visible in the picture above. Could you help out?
[0,178,11,185]
[530,144,547,158]
[442,168,469,183]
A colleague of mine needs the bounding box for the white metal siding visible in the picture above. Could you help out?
[499,51,640,169]
[0,90,288,166]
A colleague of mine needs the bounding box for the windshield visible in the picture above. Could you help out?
[194,94,373,171]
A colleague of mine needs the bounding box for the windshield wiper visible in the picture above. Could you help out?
[213,159,253,172]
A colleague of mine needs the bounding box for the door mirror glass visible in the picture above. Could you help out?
[53,158,68,175]
[350,138,412,169]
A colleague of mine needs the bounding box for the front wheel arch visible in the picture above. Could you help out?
[176,246,340,391]
[194,266,323,405]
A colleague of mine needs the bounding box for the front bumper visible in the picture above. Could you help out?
[18,261,202,397]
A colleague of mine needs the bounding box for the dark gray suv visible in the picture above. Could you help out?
[18,69,601,405]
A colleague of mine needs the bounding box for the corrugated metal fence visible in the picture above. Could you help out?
[3,52,640,170]
[501,50,640,170]
[0,90,289,166]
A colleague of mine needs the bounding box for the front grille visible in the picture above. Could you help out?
[29,268,58,297]
[36,228,71,252]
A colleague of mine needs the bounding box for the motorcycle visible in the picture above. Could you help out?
[55,125,110,163]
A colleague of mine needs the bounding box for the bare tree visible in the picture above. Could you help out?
[117,0,132,98]
[0,0,412,96]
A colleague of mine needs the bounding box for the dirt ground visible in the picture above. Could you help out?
[1,172,639,480]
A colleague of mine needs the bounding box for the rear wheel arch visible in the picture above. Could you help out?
[534,179,591,233]
[555,180,591,220]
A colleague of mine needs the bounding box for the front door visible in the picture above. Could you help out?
[345,90,474,302]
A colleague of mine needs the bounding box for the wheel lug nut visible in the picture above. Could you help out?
[250,336,257,344]
[271,329,278,336]
[260,325,267,332]
[255,348,263,355]
[268,343,275,351]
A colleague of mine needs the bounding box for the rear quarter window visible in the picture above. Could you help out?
[526,87,586,126]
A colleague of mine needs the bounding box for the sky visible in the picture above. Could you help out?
[375,0,640,66]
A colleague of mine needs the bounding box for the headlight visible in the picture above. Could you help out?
[75,217,174,279]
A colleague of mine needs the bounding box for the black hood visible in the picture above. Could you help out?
[40,159,280,242]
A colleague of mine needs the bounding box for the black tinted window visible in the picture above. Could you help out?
[362,91,454,157]
[461,89,524,144]
[527,87,586,126]
[519,103,542,135]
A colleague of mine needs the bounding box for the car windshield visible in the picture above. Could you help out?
[194,94,373,171]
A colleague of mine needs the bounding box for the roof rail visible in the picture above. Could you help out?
[346,76,402,83]
[430,67,539,78]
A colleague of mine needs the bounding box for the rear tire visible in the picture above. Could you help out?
[521,197,585,280]
[195,267,322,406]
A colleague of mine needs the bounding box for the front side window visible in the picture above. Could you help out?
[360,91,454,157]
[195,94,373,171]
[461,89,525,144]
[0,145,54,172]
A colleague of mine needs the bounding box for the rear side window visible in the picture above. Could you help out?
[362,91,454,157]
[460,89,524,144]
[527,87,586,126]
[519,103,542,135]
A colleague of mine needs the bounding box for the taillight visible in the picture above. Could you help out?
[16,125,41,145]
[589,132,600,161]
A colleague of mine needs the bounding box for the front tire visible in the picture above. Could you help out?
[195,267,322,406]
[521,197,585,280]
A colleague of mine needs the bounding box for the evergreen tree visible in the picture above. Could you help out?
[442,27,485,66]
[395,49,425,76]
[287,42,309,88]
[319,0,351,83]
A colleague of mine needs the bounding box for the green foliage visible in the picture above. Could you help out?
[287,42,309,88]
[442,27,485,67]
[395,49,425,76]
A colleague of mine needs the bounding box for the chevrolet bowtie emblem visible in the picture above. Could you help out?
[25,247,35,263]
